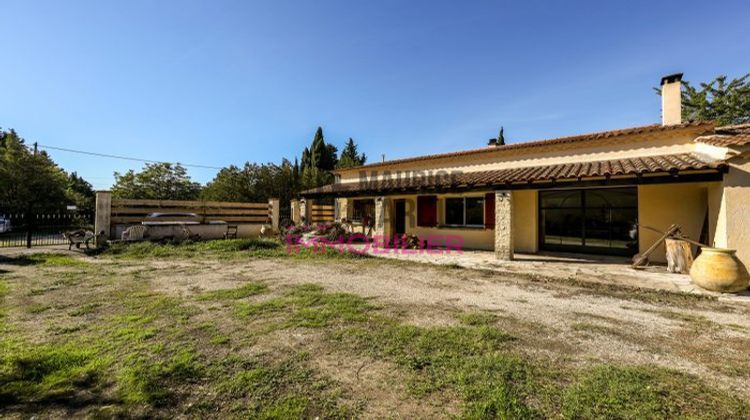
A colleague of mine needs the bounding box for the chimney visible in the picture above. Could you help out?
[660,73,683,125]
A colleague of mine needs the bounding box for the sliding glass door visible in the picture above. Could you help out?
[539,187,638,256]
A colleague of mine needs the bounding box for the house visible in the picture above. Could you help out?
[300,74,750,266]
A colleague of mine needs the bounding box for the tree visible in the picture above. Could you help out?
[300,127,338,189]
[657,73,750,126]
[497,127,505,146]
[202,160,299,214]
[66,172,95,212]
[112,162,201,200]
[336,138,367,169]
[0,128,69,215]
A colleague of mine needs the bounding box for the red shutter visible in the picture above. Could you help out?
[484,192,495,229]
[417,195,437,227]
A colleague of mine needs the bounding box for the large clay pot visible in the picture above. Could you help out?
[690,248,750,293]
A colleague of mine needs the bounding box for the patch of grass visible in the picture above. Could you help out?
[458,311,499,326]
[119,349,204,405]
[571,322,623,337]
[562,365,749,419]
[69,302,101,317]
[104,239,281,259]
[209,335,230,345]
[48,324,86,335]
[102,238,371,262]
[639,308,717,330]
[26,303,52,314]
[12,253,87,267]
[216,352,356,418]
[0,344,107,405]
[196,282,268,301]
[236,284,375,329]
[333,321,537,416]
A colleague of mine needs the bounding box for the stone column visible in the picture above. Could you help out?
[336,198,349,222]
[291,199,301,225]
[268,198,280,232]
[94,191,112,244]
[299,198,310,224]
[494,190,513,260]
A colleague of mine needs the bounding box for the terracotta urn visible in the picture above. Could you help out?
[690,248,750,293]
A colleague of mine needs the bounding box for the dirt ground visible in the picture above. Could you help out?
[142,256,750,396]
[2,246,749,417]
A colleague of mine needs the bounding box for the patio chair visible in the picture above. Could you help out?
[122,225,148,241]
[224,225,238,240]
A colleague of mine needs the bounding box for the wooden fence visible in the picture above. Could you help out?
[95,192,280,241]
[309,204,335,224]
[111,199,271,224]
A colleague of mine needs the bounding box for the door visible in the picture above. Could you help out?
[539,187,638,256]
[394,200,406,236]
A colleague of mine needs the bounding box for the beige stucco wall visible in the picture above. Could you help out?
[512,190,538,253]
[710,157,750,266]
[401,194,494,251]
[638,183,716,263]
[342,191,540,252]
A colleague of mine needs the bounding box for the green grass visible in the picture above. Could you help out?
[236,284,375,329]
[100,238,371,261]
[119,349,204,405]
[216,352,355,418]
[197,282,268,301]
[457,311,499,326]
[562,365,749,419]
[69,302,102,317]
[0,344,108,405]
[4,253,88,267]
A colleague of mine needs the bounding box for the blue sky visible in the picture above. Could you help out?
[1,0,749,189]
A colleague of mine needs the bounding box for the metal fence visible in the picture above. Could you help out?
[0,212,94,248]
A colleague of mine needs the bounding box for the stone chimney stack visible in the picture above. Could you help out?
[661,73,683,126]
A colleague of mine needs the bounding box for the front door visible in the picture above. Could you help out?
[394,200,406,236]
[539,187,638,256]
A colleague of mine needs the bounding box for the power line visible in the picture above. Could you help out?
[37,144,224,170]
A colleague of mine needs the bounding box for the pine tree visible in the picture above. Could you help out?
[497,127,505,146]
[336,138,367,169]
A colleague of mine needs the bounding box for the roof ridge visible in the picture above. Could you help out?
[337,121,714,173]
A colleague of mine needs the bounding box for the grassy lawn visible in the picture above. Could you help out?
[0,239,748,418]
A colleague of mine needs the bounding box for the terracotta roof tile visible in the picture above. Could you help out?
[335,121,714,173]
[695,123,750,147]
[303,153,724,196]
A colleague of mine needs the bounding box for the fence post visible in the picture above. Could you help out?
[291,199,300,225]
[269,198,280,232]
[95,191,112,245]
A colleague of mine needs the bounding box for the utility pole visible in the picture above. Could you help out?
[27,142,38,247]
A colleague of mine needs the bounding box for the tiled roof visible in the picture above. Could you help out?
[695,123,750,147]
[302,153,724,196]
[334,121,714,173]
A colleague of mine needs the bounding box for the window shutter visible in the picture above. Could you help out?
[417,195,437,227]
[484,192,495,229]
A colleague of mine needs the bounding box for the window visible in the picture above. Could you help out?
[444,196,484,227]
[352,199,375,223]
[539,188,638,256]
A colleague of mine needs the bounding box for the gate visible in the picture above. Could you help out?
[0,212,94,248]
